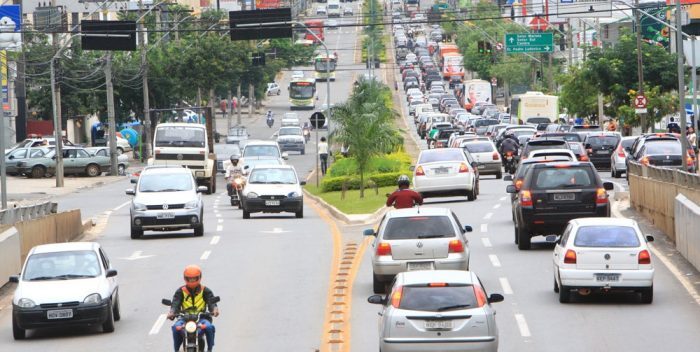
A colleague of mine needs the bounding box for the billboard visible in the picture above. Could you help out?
[557,0,612,18]
[0,5,21,51]
[641,5,671,49]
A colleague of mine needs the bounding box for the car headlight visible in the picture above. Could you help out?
[185,321,198,333]
[288,191,300,198]
[247,192,259,199]
[17,298,36,308]
[184,200,198,209]
[133,202,147,211]
[83,293,102,305]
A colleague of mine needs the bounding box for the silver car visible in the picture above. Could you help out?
[364,207,473,293]
[610,136,637,178]
[126,166,207,239]
[367,270,504,352]
[462,140,502,178]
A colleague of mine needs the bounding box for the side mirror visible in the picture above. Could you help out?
[197,186,209,193]
[8,155,14,160]
[367,295,386,305]
[464,225,472,232]
[624,146,632,153]
[282,152,289,160]
[506,185,517,194]
[503,175,513,181]
[9,275,19,283]
[52,155,57,160]
[409,165,415,171]
[363,229,376,237]
[130,178,137,184]
[646,235,655,242]
[161,299,173,306]
[488,293,505,303]
[300,181,307,186]
[105,269,118,278]
[125,189,135,195]
[603,182,614,191]
[211,296,221,304]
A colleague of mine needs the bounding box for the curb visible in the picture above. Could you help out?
[303,189,388,225]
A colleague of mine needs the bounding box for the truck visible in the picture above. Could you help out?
[459,79,492,111]
[436,43,459,69]
[510,91,559,125]
[149,123,217,194]
[404,0,420,15]
[327,0,341,17]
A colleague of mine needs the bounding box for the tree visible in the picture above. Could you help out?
[558,66,599,118]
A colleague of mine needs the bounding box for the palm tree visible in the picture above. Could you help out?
[331,79,402,197]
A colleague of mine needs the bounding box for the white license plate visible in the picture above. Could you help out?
[478,164,485,169]
[553,193,576,201]
[596,150,609,155]
[157,212,175,219]
[47,309,73,320]
[265,200,281,206]
[425,320,453,330]
[408,262,434,271]
[434,168,449,174]
[595,273,620,282]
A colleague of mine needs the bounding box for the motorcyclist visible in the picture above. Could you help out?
[168,265,219,352]
[500,133,520,157]
[266,110,274,127]
[386,175,423,209]
[302,122,311,141]
[225,156,245,196]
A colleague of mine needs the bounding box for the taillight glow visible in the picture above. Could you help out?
[687,156,694,166]
[580,155,589,161]
[391,286,403,308]
[492,151,500,160]
[415,166,425,176]
[564,249,577,264]
[377,242,392,256]
[638,250,651,264]
[474,284,488,307]
[617,145,626,158]
[459,163,469,173]
[428,282,448,287]
[520,190,533,207]
[596,188,608,205]
[448,239,464,253]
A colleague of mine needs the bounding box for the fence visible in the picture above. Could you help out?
[0,201,58,225]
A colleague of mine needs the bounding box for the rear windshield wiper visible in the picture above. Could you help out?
[436,304,471,311]
[417,234,446,239]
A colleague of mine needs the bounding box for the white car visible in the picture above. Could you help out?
[367,270,504,352]
[266,82,281,96]
[274,126,306,154]
[291,70,304,80]
[527,148,577,161]
[326,19,339,29]
[611,136,637,178]
[343,6,353,15]
[241,164,305,218]
[412,148,479,201]
[316,6,327,15]
[462,140,502,178]
[10,242,120,340]
[552,218,655,304]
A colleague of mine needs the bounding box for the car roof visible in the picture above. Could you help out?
[570,217,638,227]
[385,207,452,219]
[249,164,295,170]
[156,123,205,128]
[30,241,99,255]
[398,270,475,286]
[141,165,192,174]
[522,155,572,164]
[531,161,592,169]
[530,148,574,154]
[244,140,279,146]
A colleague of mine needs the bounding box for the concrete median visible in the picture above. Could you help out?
[675,194,700,272]
[0,226,21,281]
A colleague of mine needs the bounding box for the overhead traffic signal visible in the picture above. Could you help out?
[478,41,485,54]
[485,42,492,54]
[252,51,266,66]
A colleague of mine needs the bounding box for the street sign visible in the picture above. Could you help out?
[505,33,554,53]
[229,8,292,41]
[310,112,326,129]
[81,20,137,51]
[634,95,648,108]
[635,108,648,114]
[491,77,497,86]
[495,42,503,51]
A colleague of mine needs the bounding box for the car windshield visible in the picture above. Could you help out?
[533,167,594,189]
[279,128,302,136]
[525,141,567,154]
[568,143,583,153]
[139,173,193,192]
[155,126,205,148]
[399,285,477,312]
[383,216,455,240]
[464,142,495,153]
[587,136,620,146]
[23,250,101,280]
[244,158,282,167]
[419,149,464,163]
[475,119,499,127]
[645,141,682,154]
[510,129,536,137]
[244,145,281,158]
[248,168,298,184]
[574,226,640,247]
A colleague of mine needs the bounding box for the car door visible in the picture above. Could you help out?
[74,149,95,173]
[63,149,78,173]
[99,248,118,297]
[6,148,27,173]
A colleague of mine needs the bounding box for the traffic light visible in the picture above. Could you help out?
[559,24,566,51]
[478,41,485,54]
[485,42,492,54]
[252,51,266,66]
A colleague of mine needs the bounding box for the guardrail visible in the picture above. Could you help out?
[0,202,58,225]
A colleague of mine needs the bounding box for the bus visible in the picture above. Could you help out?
[314,53,337,81]
[459,79,492,111]
[289,78,317,110]
[510,91,560,125]
[442,54,464,79]
[304,19,325,44]
[405,0,420,15]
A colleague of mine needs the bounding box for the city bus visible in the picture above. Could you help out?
[304,19,325,44]
[510,91,560,125]
[314,53,337,81]
[405,0,420,15]
[442,53,464,79]
[289,78,317,110]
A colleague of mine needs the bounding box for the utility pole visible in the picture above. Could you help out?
[105,52,118,175]
[635,0,646,132]
[140,0,151,161]
[0,58,6,209]
[236,83,241,125]
[567,19,573,68]
[676,0,689,171]
[51,0,64,187]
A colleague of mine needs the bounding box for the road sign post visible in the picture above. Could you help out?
[505,33,554,53]
[634,94,648,114]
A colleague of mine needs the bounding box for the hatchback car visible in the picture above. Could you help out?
[316,6,327,15]
[241,165,305,219]
[367,270,503,352]
[462,140,502,178]
[274,126,306,154]
[583,133,621,168]
[610,136,637,178]
[636,139,695,172]
[126,166,207,239]
[413,148,479,200]
[10,242,120,339]
[520,139,569,160]
[364,208,473,293]
[5,147,52,176]
[552,218,655,304]
[343,6,353,15]
[225,126,250,145]
[507,162,614,250]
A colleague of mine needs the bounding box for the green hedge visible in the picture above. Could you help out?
[321,171,405,192]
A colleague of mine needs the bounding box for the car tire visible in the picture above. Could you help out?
[558,285,571,303]
[117,147,124,155]
[496,171,502,179]
[102,300,115,333]
[517,223,531,250]
[130,226,143,239]
[12,314,25,340]
[113,294,121,321]
[295,207,304,218]
[85,164,101,177]
[242,209,251,219]
[31,165,46,179]
[640,286,653,304]
[467,186,476,201]
[373,273,386,294]
[194,223,204,237]
[513,224,519,244]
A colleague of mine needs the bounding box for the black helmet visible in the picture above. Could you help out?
[397,174,410,188]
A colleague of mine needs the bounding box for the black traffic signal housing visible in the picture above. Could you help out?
[252,51,266,66]
[485,42,492,54]
[477,41,485,54]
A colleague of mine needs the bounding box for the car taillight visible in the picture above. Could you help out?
[579,154,589,161]
[492,151,500,160]
[377,242,392,256]
[391,286,403,308]
[436,141,444,148]
[448,239,464,253]
[617,145,626,158]
[515,179,523,190]
[596,188,608,205]
[638,250,651,264]
[564,249,577,264]
[415,166,425,176]
[687,156,694,166]
[459,163,469,173]
[473,284,488,307]
[640,156,650,166]
[520,190,533,207]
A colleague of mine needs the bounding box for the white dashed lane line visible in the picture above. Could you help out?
[484,212,493,220]
[488,254,501,268]
[149,314,167,335]
[493,203,501,209]
[499,277,514,295]
[481,238,492,248]
[215,213,221,218]
[216,225,223,232]
[499,196,508,201]
[200,250,211,260]
[218,219,223,223]
[515,314,532,337]
[210,236,220,245]
[480,224,488,233]
[113,201,131,211]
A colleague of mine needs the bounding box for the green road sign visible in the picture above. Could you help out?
[505,33,554,53]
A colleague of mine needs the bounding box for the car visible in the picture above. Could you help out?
[4,147,52,176]
[213,143,242,173]
[280,118,301,127]
[571,124,603,138]
[316,6,327,15]
[635,138,695,172]
[239,156,284,172]
[126,166,207,239]
[364,207,473,293]
[85,147,130,175]
[367,270,503,352]
[520,139,569,160]
[461,139,502,178]
[527,148,577,162]
[432,128,461,149]
[291,70,304,80]
[10,242,120,340]
[504,155,573,203]
[626,133,696,174]
[552,218,655,304]
[610,136,637,178]
[326,19,339,29]
[343,6,353,15]
[474,118,500,135]
[535,132,583,143]
[242,140,288,162]
[506,161,614,249]
[16,147,112,178]
[225,126,250,145]
[583,132,622,168]
[412,148,479,201]
[274,126,306,154]
[241,165,305,219]
[567,141,589,162]
[266,82,281,96]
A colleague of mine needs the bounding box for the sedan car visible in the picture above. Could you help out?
[326,19,339,29]
[343,6,353,15]
[610,136,637,178]
[413,148,479,201]
[16,147,111,178]
[462,140,502,178]
[126,166,207,239]
[552,218,655,304]
[10,242,120,339]
[85,147,130,175]
[225,126,250,145]
[274,126,306,154]
[316,6,327,15]
[364,207,473,293]
[241,165,305,219]
[367,270,503,352]
[4,147,52,176]
[213,143,242,174]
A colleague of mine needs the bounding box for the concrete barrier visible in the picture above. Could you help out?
[0,201,58,225]
[0,227,21,282]
[675,194,700,272]
[14,210,84,263]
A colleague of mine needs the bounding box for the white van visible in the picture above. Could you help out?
[327,0,341,17]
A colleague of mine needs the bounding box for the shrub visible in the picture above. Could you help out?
[326,151,412,178]
[320,171,407,192]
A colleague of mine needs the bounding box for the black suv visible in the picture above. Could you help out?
[583,132,621,168]
[506,161,613,250]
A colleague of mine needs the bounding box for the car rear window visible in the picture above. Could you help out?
[399,285,476,312]
[511,129,536,137]
[475,119,499,127]
[587,135,620,146]
[464,142,495,153]
[525,141,567,154]
[568,143,583,153]
[574,226,640,247]
[532,167,594,189]
[645,141,682,154]
[621,138,636,149]
[573,125,602,132]
[383,216,456,240]
[418,149,465,163]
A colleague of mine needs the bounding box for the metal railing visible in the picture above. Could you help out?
[0,202,58,225]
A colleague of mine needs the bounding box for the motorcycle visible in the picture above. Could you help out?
[504,151,516,174]
[162,296,220,352]
[229,174,245,208]
[266,116,274,128]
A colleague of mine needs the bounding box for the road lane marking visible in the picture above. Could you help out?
[213,205,218,209]
[113,201,130,211]
[216,225,223,232]
[149,314,167,335]
[200,250,211,260]
[213,209,219,213]
[489,254,501,267]
[484,212,493,220]
[481,238,492,248]
[215,213,221,218]
[210,236,220,245]
[120,250,154,261]
[499,277,513,294]
[514,314,531,337]
[480,224,488,233]
[218,219,223,223]
[493,204,501,209]
[499,196,508,201]
[260,227,290,234]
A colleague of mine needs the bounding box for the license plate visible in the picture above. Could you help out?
[596,150,609,155]
[425,320,453,330]
[478,164,485,169]
[157,212,175,219]
[47,309,73,320]
[595,273,620,282]
[408,262,434,271]
[265,200,281,206]
[434,168,449,174]
[553,193,575,201]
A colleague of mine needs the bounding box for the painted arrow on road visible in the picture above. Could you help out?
[120,250,155,260]
[260,227,291,234]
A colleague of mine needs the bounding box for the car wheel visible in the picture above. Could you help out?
[373,272,386,294]
[12,314,25,340]
[207,176,216,194]
[559,285,571,303]
[194,223,204,237]
[466,186,476,201]
[640,286,653,304]
[242,209,251,219]
[513,224,519,244]
[130,225,143,239]
[117,147,124,155]
[295,207,304,218]
[85,164,101,177]
[517,223,531,250]
[496,171,502,179]
[230,198,236,206]
[611,167,616,178]
[113,294,121,321]
[102,300,115,332]
[30,166,46,179]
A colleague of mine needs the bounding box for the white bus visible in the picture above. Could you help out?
[510,91,560,125]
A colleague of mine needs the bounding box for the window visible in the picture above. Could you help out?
[155,127,206,148]
[99,248,110,270]
[248,168,298,184]
[399,285,476,312]
[574,226,640,247]
[23,250,102,280]
[533,167,594,189]
[418,149,464,163]
[77,150,90,158]
[560,224,573,246]
[464,142,495,153]
[139,173,193,192]
[243,145,281,158]
[383,216,456,240]
[10,149,27,159]
[586,135,620,146]
[96,149,108,157]
[644,141,682,155]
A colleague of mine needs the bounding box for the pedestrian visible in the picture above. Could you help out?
[341,144,349,157]
[688,127,697,151]
[319,136,329,175]
[608,118,618,132]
